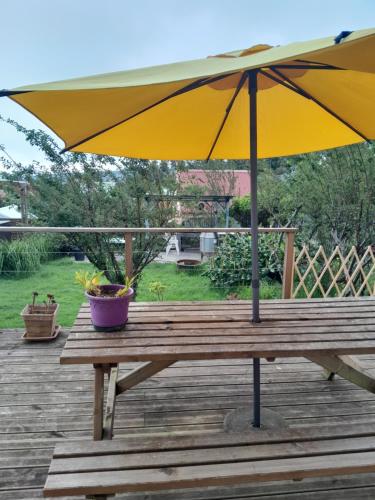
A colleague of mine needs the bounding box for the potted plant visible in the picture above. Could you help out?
[149,281,167,301]
[75,271,134,331]
[21,292,60,340]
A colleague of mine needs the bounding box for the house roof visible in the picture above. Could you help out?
[0,205,22,220]
[178,169,250,197]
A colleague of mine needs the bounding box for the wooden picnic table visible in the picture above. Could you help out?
[61,296,375,440]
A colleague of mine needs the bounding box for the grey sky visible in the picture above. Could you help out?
[0,0,374,163]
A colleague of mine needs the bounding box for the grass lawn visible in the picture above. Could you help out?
[0,258,282,328]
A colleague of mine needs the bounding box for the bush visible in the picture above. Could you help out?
[230,195,271,227]
[0,234,65,278]
[34,234,66,262]
[0,238,40,278]
[204,234,283,289]
[230,196,251,227]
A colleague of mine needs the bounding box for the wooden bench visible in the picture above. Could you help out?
[44,425,375,498]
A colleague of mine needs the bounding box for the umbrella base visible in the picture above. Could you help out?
[224,406,288,432]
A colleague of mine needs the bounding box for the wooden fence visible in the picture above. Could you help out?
[292,245,375,298]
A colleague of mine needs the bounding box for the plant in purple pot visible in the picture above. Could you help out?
[75,270,134,332]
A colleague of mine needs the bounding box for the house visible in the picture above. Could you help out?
[0,205,33,240]
[176,169,250,227]
[177,169,250,197]
[0,204,24,223]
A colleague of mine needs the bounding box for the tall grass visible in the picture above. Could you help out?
[0,235,64,278]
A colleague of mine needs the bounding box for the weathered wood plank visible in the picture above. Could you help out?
[76,303,375,318]
[49,436,375,473]
[65,333,375,350]
[53,423,375,456]
[43,451,375,496]
[308,354,375,393]
[116,360,175,394]
[89,296,375,307]
[93,365,104,441]
[61,342,375,365]
[103,365,118,440]
[68,320,375,338]
[74,310,375,324]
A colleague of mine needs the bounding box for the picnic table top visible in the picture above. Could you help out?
[60,296,375,365]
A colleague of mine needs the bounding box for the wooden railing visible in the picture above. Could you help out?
[4,226,373,299]
[293,245,375,298]
[0,226,296,299]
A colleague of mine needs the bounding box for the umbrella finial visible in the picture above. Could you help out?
[334,31,353,44]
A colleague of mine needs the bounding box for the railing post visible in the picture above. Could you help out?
[282,231,295,299]
[124,233,133,280]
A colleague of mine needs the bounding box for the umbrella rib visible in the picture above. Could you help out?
[294,59,342,68]
[0,89,31,98]
[270,63,341,70]
[206,72,248,161]
[60,73,236,154]
[258,69,309,98]
[270,67,370,142]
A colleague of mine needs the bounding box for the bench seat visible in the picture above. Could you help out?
[44,426,375,498]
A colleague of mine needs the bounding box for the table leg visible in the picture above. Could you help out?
[307,354,375,393]
[103,365,119,440]
[89,365,117,499]
[253,358,261,428]
[93,364,105,441]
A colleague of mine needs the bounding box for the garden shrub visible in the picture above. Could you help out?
[204,233,283,289]
[230,196,251,227]
[34,234,66,262]
[230,195,272,228]
[0,234,65,278]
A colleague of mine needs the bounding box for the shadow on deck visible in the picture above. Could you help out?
[2,329,375,499]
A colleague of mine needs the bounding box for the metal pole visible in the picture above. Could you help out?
[253,357,261,427]
[225,199,229,228]
[248,71,260,322]
[248,69,261,428]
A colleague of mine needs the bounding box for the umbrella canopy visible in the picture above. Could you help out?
[1,28,375,159]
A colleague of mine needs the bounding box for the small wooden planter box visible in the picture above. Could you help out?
[21,303,60,340]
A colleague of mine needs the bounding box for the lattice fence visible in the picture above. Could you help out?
[293,245,375,298]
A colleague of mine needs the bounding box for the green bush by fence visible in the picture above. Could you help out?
[0,235,65,278]
[204,233,283,289]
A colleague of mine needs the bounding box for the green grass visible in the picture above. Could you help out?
[138,263,281,302]
[0,258,282,328]
[0,258,96,328]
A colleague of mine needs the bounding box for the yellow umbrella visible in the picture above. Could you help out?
[1,28,374,159]
[2,28,375,426]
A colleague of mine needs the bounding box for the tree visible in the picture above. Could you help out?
[0,116,178,286]
[292,144,375,253]
[230,143,375,253]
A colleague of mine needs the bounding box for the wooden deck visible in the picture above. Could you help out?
[4,329,375,499]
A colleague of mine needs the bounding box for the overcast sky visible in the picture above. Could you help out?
[0,0,374,164]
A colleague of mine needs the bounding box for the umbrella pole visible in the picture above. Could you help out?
[248,69,261,428]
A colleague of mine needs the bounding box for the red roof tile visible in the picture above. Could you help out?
[178,169,250,197]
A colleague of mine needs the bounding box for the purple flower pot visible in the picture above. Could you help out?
[85,284,134,332]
